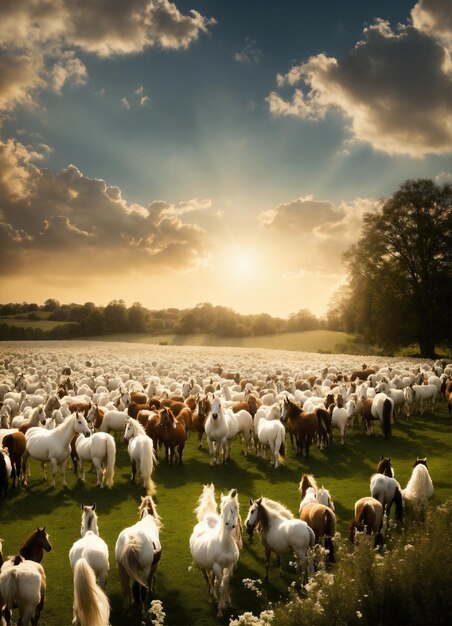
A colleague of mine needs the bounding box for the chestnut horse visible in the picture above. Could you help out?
[281,398,318,458]
[19,528,52,563]
[159,408,186,464]
[349,497,384,546]
[300,502,336,562]
[191,395,211,449]
[2,431,26,487]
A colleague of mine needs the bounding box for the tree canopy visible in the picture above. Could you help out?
[341,179,452,357]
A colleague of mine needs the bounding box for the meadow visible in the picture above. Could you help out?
[0,343,451,626]
[88,330,352,353]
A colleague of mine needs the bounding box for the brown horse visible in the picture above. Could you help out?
[300,502,336,562]
[144,412,162,456]
[19,528,52,563]
[375,456,394,477]
[314,407,332,450]
[232,393,262,417]
[191,395,211,448]
[159,408,186,464]
[281,398,318,458]
[349,497,384,546]
[350,368,376,382]
[2,432,26,487]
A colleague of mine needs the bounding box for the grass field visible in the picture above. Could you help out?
[0,318,74,330]
[88,330,353,353]
[1,401,451,626]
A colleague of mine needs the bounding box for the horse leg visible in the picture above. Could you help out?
[212,563,224,616]
[49,458,58,487]
[22,450,30,485]
[197,430,203,449]
[92,457,103,487]
[264,544,272,580]
[59,458,68,487]
[131,459,137,483]
[78,458,85,483]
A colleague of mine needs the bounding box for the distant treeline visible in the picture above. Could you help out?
[0,299,331,341]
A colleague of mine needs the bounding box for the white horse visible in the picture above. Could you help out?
[253,405,285,468]
[75,432,116,488]
[0,553,46,626]
[189,486,241,616]
[412,384,437,415]
[402,458,433,511]
[23,412,91,487]
[245,497,315,582]
[95,409,128,435]
[299,487,317,514]
[330,405,349,445]
[69,504,110,626]
[115,496,162,612]
[11,405,46,430]
[370,473,404,524]
[205,397,229,465]
[123,418,157,495]
[210,397,253,460]
[403,385,415,418]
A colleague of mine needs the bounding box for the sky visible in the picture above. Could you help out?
[0,0,451,318]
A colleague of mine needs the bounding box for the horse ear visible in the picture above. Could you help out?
[92,503,96,510]
[80,503,84,510]
[380,455,383,460]
[231,489,237,498]
[249,498,253,505]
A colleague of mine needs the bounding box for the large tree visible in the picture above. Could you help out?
[343,179,452,357]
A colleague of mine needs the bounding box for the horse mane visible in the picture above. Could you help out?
[130,418,146,436]
[299,473,318,496]
[261,498,293,520]
[139,496,162,528]
[195,483,217,521]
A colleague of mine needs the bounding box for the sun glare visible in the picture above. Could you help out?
[234,254,255,274]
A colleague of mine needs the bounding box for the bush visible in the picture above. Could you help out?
[234,502,452,626]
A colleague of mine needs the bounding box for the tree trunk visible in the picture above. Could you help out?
[418,337,436,359]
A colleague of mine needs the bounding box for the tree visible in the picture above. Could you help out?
[343,179,452,357]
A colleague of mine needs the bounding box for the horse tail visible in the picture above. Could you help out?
[358,502,373,533]
[393,487,404,522]
[324,509,336,562]
[73,557,110,626]
[104,435,116,488]
[382,398,392,439]
[120,539,149,588]
[1,565,19,608]
[307,525,316,549]
[140,438,157,496]
[276,426,285,465]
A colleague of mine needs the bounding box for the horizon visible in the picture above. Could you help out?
[0,0,451,317]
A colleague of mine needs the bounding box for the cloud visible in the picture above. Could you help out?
[267,14,452,156]
[0,0,214,112]
[50,51,88,93]
[234,38,262,64]
[260,195,377,273]
[0,55,44,111]
[412,0,452,48]
[0,139,211,276]
[261,196,341,232]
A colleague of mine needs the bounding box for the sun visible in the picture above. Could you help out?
[234,253,255,274]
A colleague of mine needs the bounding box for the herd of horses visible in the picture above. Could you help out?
[0,349,448,624]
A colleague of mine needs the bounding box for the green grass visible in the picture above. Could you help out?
[86,330,352,353]
[1,401,451,626]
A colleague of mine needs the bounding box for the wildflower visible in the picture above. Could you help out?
[356,610,363,618]
[148,599,166,626]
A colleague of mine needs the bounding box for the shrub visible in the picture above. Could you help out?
[234,502,452,626]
